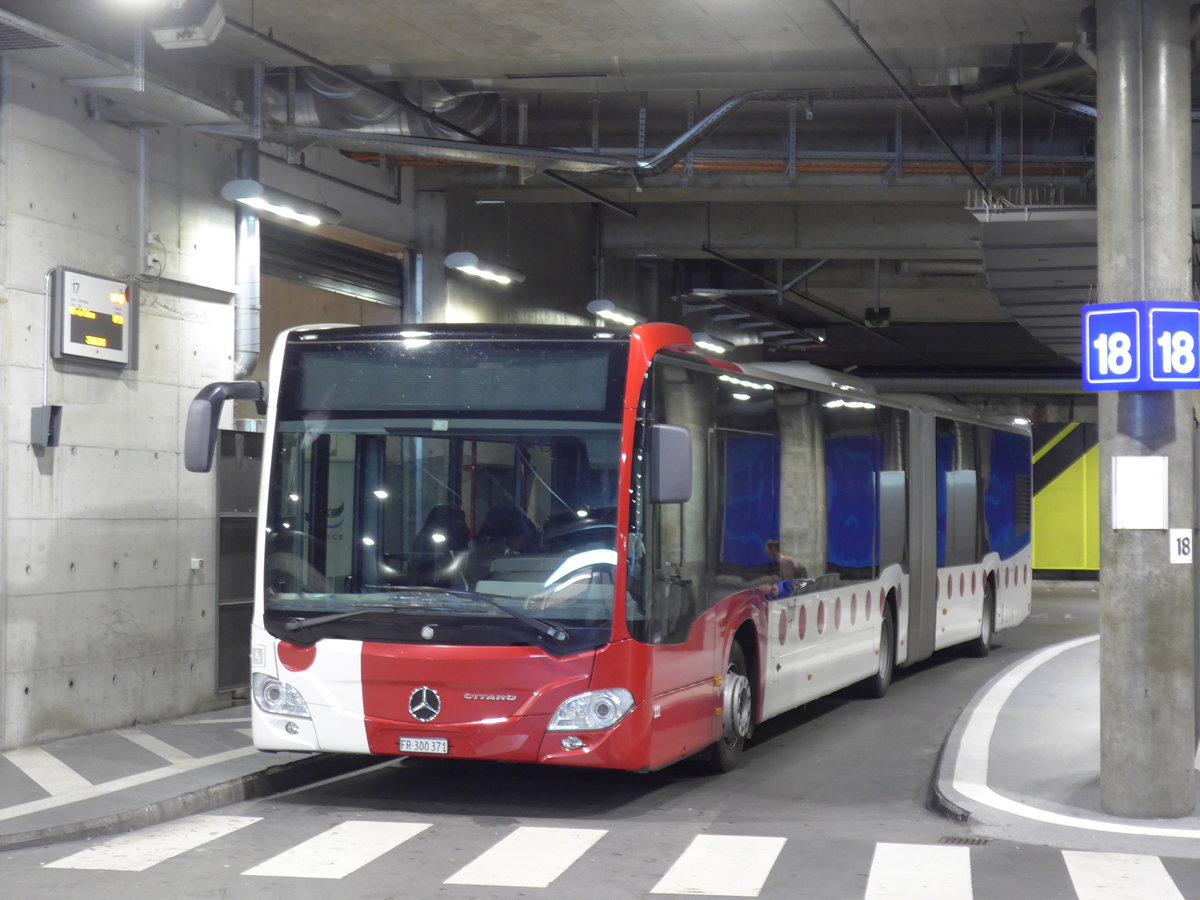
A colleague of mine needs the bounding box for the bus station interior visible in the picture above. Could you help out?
[0,0,1169,759]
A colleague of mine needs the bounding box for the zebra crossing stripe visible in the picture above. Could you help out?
[43,815,260,872]
[244,821,430,879]
[114,728,195,764]
[864,842,972,899]
[444,825,607,888]
[650,834,786,897]
[1062,850,1185,900]
[3,747,92,795]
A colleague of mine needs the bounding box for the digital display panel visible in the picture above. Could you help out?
[53,268,134,367]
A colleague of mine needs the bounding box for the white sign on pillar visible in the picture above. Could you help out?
[1111,456,1169,530]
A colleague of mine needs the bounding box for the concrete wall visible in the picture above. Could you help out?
[0,60,239,748]
[0,60,417,750]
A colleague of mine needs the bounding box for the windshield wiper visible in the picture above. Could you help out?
[367,586,570,644]
[283,606,401,632]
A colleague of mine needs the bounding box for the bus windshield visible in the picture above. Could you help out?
[263,335,627,655]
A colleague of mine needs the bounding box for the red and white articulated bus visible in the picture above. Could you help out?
[186,322,1031,773]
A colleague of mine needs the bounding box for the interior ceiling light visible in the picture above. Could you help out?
[691,332,733,354]
[219,179,341,226]
[444,251,526,285]
[587,299,644,327]
[719,374,775,392]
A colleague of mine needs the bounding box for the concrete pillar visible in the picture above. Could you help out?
[415,190,449,322]
[1096,0,1195,817]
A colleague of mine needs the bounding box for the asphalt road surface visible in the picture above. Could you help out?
[10,584,1197,899]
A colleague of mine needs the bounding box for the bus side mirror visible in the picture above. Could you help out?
[184,381,265,472]
[651,424,692,503]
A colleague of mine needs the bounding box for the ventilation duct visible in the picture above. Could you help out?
[264,68,497,140]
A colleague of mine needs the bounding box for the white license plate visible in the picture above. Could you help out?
[399,736,449,755]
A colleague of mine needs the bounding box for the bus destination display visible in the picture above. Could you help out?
[53,268,133,367]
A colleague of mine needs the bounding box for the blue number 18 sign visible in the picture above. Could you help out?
[1082,301,1200,391]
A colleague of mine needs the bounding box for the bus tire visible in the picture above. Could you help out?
[697,641,753,773]
[965,581,995,658]
[860,598,895,699]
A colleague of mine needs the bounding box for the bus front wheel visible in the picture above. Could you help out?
[697,641,753,773]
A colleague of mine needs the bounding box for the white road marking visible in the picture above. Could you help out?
[0,746,259,823]
[244,821,430,879]
[864,842,972,899]
[1063,850,1185,900]
[946,635,1200,839]
[650,834,786,897]
[444,825,607,888]
[2,747,92,795]
[44,814,260,871]
[114,728,194,764]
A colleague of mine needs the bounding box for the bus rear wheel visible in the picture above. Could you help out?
[965,581,995,658]
[697,642,753,773]
[859,599,895,699]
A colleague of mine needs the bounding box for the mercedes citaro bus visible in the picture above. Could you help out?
[185,323,1031,772]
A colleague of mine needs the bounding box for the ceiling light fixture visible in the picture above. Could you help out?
[586,299,644,327]
[444,251,526,285]
[220,179,341,226]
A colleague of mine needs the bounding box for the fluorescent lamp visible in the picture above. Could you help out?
[587,299,644,327]
[444,251,526,285]
[691,332,732,354]
[219,179,341,226]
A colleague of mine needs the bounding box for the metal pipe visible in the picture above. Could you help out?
[537,170,637,217]
[42,269,52,406]
[700,244,950,369]
[821,0,990,195]
[866,377,1083,394]
[232,146,261,379]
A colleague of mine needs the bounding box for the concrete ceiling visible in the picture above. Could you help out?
[0,0,1139,381]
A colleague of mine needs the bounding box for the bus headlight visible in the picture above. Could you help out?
[252,673,311,718]
[547,688,634,731]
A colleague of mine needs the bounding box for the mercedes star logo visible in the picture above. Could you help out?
[408,686,441,722]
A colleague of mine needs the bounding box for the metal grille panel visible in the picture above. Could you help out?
[0,22,58,51]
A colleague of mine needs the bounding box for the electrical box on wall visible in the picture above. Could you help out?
[50,267,137,368]
[30,404,61,448]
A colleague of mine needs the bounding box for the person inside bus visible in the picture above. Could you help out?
[765,539,806,580]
